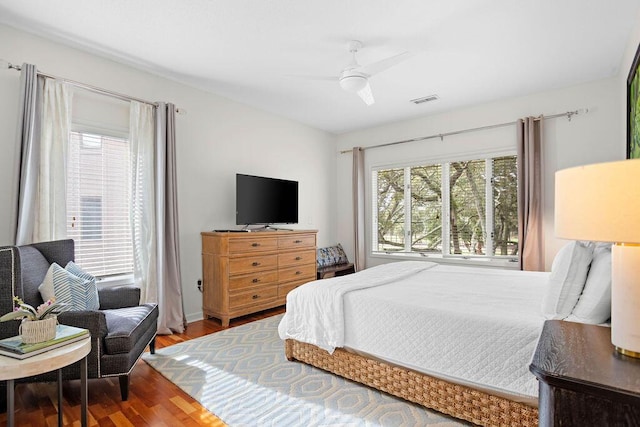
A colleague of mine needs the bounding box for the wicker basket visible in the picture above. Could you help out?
[286,339,539,427]
[20,315,57,344]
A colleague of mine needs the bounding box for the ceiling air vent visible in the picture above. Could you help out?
[410,94,439,105]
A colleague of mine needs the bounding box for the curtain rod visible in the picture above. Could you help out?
[339,108,588,154]
[7,61,162,108]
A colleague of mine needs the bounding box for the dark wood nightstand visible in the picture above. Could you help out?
[530,320,640,426]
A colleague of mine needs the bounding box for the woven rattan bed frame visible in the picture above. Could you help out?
[285,339,538,427]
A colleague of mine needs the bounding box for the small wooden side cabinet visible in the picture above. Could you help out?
[530,320,640,426]
[317,262,355,280]
[201,230,317,327]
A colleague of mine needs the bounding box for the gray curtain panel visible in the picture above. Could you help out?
[352,147,365,271]
[155,102,186,334]
[13,64,44,245]
[517,117,544,271]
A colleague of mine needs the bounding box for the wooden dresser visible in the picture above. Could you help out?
[201,230,317,327]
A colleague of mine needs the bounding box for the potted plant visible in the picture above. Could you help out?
[0,297,64,343]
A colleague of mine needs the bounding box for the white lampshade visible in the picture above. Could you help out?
[555,158,640,357]
[555,159,640,243]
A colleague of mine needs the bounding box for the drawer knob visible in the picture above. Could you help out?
[294,240,302,243]
[295,256,302,260]
[252,243,260,247]
[252,278,260,283]
[295,271,302,275]
[252,262,261,267]
[252,294,259,299]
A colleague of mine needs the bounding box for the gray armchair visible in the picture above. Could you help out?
[0,239,158,403]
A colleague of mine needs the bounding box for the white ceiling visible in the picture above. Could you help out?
[0,0,638,134]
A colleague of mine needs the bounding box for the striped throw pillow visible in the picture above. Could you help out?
[38,263,99,311]
[65,261,100,311]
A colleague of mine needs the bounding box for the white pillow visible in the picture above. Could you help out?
[541,241,594,319]
[38,262,96,311]
[566,243,612,324]
[38,263,59,303]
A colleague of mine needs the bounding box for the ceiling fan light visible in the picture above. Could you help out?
[339,75,368,93]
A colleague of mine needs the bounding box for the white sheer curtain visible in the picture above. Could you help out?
[130,101,185,334]
[33,79,72,242]
[130,102,157,304]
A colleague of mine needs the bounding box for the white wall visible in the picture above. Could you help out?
[0,24,337,322]
[335,77,623,271]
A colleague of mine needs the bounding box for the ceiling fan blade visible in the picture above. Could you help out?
[358,51,413,77]
[357,81,375,106]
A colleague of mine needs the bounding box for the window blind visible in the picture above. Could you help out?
[66,131,134,276]
[448,160,487,256]
[410,164,442,253]
[375,168,405,252]
[492,156,518,256]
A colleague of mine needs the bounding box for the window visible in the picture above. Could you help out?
[373,155,518,262]
[66,131,134,277]
[80,196,102,240]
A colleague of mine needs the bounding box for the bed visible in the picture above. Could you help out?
[278,260,556,426]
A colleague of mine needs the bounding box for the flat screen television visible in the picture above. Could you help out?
[236,174,299,225]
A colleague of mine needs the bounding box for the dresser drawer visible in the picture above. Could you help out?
[229,270,278,291]
[229,254,278,275]
[278,234,315,250]
[278,249,316,268]
[279,264,316,283]
[230,286,278,308]
[229,237,278,254]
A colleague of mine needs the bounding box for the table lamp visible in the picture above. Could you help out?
[555,159,640,357]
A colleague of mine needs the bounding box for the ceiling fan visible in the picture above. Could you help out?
[336,40,412,106]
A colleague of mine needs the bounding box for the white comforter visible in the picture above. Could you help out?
[278,261,550,401]
[278,261,437,352]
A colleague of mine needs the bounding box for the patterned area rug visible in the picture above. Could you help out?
[142,314,466,426]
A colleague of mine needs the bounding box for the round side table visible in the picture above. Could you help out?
[0,337,91,427]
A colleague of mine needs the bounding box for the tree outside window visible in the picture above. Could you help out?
[374,155,518,260]
[376,168,405,252]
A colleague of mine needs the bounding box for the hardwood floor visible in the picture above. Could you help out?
[0,306,285,426]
